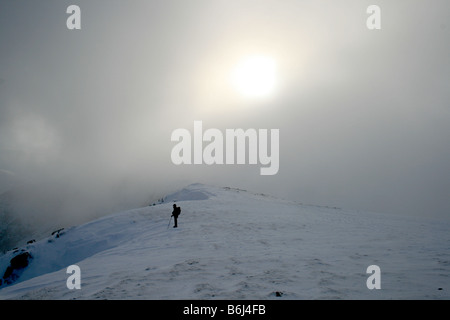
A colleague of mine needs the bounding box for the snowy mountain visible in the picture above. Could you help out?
[0,183,449,299]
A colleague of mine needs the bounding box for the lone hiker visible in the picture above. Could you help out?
[171,204,181,228]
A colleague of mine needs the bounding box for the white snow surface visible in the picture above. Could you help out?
[0,183,449,300]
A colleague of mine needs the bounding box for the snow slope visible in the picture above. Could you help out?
[0,183,449,299]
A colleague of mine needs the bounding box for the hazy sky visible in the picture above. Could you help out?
[0,0,449,224]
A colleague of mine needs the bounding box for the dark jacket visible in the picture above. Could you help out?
[172,206,181,217]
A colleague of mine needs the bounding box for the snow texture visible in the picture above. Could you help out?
[0,183,449,299]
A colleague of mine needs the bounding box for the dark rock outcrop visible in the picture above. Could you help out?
[2,251,33,286]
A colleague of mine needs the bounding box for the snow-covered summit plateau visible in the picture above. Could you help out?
[0,183,449,299]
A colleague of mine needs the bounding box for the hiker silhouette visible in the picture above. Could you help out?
[171,204,181,228]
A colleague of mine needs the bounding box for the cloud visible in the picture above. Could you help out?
[0,0,448,239]
[0,169,15,176]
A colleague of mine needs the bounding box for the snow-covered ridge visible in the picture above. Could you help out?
[163,183,217,202]
[0,183,449,299]
[0,184,214,288]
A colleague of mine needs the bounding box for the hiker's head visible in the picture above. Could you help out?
[173,204,176,208]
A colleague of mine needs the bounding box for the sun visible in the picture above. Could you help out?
[231,55,277,98]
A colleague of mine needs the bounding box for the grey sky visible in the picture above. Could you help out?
[0,0,449,225]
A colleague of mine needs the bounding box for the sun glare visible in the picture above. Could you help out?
[231,55,277,99]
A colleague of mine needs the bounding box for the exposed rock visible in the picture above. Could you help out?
[51,228,65,238]
[274,291,283,297]
[2,251,33,285]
